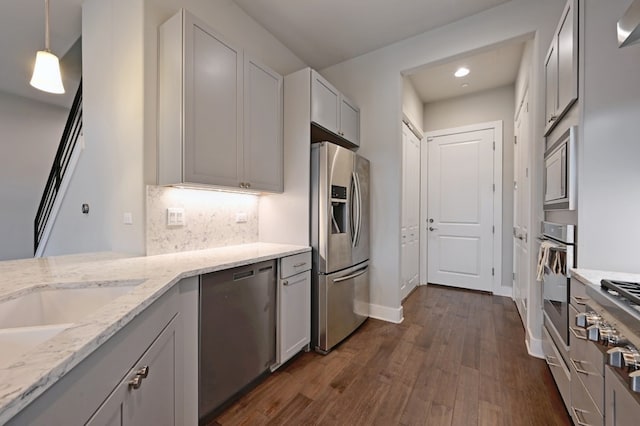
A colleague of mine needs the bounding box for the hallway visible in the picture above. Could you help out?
[213,285,570,425]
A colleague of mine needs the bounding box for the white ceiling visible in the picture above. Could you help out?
[233,0,512,70]
[0,0,82,108]
[0,0,515,108]
[409,41,526,103]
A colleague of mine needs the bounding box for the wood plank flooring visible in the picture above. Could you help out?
[211,285,571,425]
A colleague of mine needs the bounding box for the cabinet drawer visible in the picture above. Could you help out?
[570,277,589,312]
[280,252,311,278]
[571,362,603,426]
[543,326,571,410]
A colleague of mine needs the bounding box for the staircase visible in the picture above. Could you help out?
[34,80,83,256]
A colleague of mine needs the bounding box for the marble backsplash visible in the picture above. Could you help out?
[146,185,259,255]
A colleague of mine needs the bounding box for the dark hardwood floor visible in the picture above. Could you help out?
[211,285,571,425]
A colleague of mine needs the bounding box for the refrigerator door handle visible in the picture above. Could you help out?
[350,172,360,248]
[354,172,362,247]
[332,265,369,283]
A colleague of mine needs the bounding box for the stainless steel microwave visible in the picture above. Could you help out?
[544,126,576,210]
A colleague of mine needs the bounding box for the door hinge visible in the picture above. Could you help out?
[427,137,434,142]
[492,225,495,234]
[492,268,495,276]
[493,141,496,150]
[513,272,516,280]
[514,136,517,145]
[526,168,529,178]
[493,183,495,192]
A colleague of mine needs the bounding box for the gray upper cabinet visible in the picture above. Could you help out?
[311,70,360,147]
[159,9,283,192]
[243,56,284,193]
[544,0,578,135]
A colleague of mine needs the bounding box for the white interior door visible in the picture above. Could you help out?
[514,91,530,319]
[401,123,421,300]
[427,127,494,292]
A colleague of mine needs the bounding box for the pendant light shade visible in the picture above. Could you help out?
[31,50,65,94]
[30,0,65,94]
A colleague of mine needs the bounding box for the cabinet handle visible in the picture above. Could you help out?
[137,366,149,378]
[293,262,307,268]
[570,358,592,376]
[571,296,588,306]
[239,183,245,188]
[571,407,592,426]
[129,375,143,390]
[548,115,558,123]
[569,326,587,340]
[545,355,561,367]
[246,183,251,188]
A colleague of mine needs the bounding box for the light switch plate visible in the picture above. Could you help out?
[123,212,133,225]
[235,212,248,223]
[167,207,185,226]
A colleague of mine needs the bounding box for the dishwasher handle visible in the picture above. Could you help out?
[233,270,255,281]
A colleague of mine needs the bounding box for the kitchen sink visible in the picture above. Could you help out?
[0,323,72,367]
[0,281,143,330]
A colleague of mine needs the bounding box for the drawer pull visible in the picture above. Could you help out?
[571,295,588,306]
[293,262,307,268]
[571,407,592,426]
[570,358,592,376]
[569,326,587,340]
[545,355,561,368]
[128,366,150,390]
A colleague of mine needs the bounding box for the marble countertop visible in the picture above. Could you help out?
[0,242,310,424]
[572,268,640,289]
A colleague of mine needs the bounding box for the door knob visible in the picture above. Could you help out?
[429,227,438,231]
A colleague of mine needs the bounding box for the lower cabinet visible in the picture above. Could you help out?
[86,316,179,426]
[605,366,640,426]
[7,279,197,426]
[275,252,311,367]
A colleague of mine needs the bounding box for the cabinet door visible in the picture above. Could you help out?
[279,270,311,364]
[556,0,578,119]
[605,366,640,426]
[184,14,243,187]
[311,71,340,134]
[544,43,558,134]
[87,316,178,426]
[243,56,283,192]
[340,95,360,146]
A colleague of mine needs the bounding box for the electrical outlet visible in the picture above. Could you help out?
[167,208,186,226]
[235,212,248,223]
[123,212,133,225]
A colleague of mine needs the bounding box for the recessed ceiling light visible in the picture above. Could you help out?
[462,83,470,88]
[454,67,470,78]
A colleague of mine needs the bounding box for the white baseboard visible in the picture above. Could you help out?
[493,285,513,298]
[526,331,544,359]
[369,303,404,324]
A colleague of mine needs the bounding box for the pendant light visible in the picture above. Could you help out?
[30,0,65,94]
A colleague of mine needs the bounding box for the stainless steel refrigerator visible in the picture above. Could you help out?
[311,142,370,353]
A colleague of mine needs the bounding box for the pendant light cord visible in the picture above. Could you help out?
[45,0,50,51]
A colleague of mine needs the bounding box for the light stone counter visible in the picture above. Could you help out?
[572,268,640,289]
[0,242,310,424]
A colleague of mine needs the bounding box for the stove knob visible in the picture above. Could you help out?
[576,311,601,328]
[630,370,640,393]
[609,347,631,368]
[587,324,601,342]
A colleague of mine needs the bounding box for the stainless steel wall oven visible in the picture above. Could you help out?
[539,221,576,362]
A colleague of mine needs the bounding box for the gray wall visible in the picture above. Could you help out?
[578,0,640,272]
[423,84,516,289]
[0,91,68,260]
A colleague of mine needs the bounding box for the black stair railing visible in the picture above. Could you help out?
[34,80,83,255]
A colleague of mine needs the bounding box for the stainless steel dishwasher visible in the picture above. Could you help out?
[199,260,276,422]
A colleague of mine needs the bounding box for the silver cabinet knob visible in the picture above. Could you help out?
[129,375,143,389]
[608,347,630,368]
[576,311,601,328]
[429,227,438,232]
[630,370,640,393]
[137,366,149,378]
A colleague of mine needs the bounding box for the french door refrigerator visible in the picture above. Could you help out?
[311,142,369,353]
